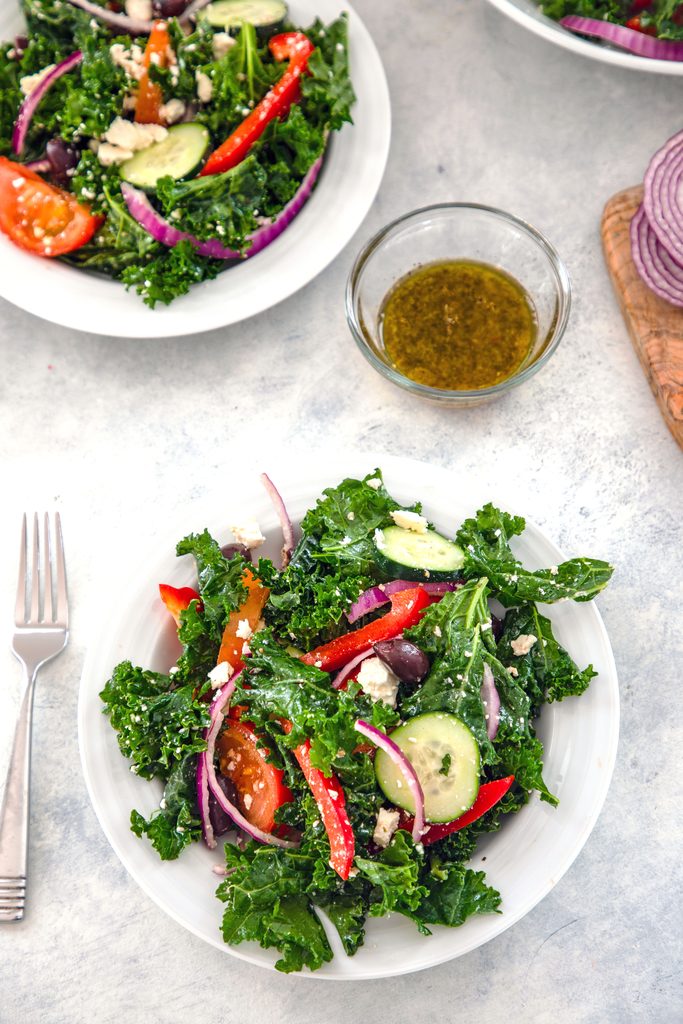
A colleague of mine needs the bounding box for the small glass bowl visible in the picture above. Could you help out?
[345,203,571,406]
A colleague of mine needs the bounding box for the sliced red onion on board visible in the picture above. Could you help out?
[331,648,374,690]
[346,586,389,624]
[64,0,154,34]
[120,154,323,260]
[481,662,501,741]
[630,204,683,307]
[560,16,683,61]
[12,51,82,156]
[354,719,425,844]
[643,131,683,261]
[198,676,298,849]
[261,472,294,568]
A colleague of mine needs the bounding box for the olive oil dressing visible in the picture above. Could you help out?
[379,260,537,391]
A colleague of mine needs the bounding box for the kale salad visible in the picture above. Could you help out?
[0,1,354,306]
[100,470,613,973]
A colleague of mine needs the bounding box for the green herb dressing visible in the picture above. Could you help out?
[379,259,537,391]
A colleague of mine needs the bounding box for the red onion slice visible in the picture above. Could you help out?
[481,663,500,741]
[261,472,294,568]
[197,675,298,850]
[643,131,683,261]
[346,586,389,624]
[560,16,683,61]
[331,648,374,690]
[383,579,462,598]
[25,158,52,173]
[120,153,323,260]
[630,204,683,306]
[12,51,82,156]
[354,719,425,844]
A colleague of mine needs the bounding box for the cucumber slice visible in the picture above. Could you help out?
[205,0,287,30]
[374,525,465,582]
[375,713,480,824]
[120,123,210,190]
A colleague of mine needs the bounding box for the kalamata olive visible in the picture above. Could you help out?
[491,613,504,642]
[153,0,190,16]
[221,542,252,562]
[46,138,79,186]
[208,774,237,837]
[373,638,429,685]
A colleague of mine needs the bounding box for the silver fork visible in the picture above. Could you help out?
[0,514,69,922]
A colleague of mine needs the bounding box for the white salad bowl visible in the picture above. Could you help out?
[0,1,391,337]
[485,0,683,75]
[78,454,619,980]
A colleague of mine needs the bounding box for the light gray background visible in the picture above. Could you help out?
[1,1,682,1021]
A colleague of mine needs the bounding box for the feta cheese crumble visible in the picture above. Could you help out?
[20,65,56,97]
[125,0,152,19]
[373,807,400,849]
[208,661,231,688]
[390,509,428,533]
[229,517,265,549]
[510,633,538,656]
[159,98,186,125]
[196,70,213,103]
[109,43,145,81]
[235,618,253,640]
[212,32,236,60]
[357,656,400,708]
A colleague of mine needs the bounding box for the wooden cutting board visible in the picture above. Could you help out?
[601,185,683,450]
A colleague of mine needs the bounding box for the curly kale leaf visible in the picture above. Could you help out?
[218,845,334,973]
[456,503,614,606]
[0,47,21,156]
[240,633,398,774]
[402,579,498,765]
[497,603,597,711]
[413,861,501,929]
[99,661,210,781]
[301,15,356,130]
[155,154,267,246]
[130,753,202,860]
[176,530,249,638]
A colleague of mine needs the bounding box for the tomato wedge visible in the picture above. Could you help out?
[217,568,270,673]
[300,587,431,674]
[216,720,292,834]
[0,158,101,257]
[135,20,172,125]
[158,583,201,628]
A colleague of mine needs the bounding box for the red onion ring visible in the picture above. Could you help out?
[346,586,389,624]
[354,719,425,844]
[331,648,374,690]
[383,579,462,598]
[560,16,683,61]
[643,131,683,261]
[261,473,294,568]
[630,203,683,307]
[197,675,298,849]
[120,153,323,259]
[12,51,83,156]
[481,662,501,741]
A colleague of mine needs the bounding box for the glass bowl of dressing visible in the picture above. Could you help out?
[345,203,571,406]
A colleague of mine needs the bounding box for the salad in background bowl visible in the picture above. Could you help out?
[95,467,616,974]
[0,0,355,307]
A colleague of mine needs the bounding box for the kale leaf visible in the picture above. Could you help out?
[301,15,356,130]
[413,862,501,929]
[130,753,202,860]
[456,503,614,606]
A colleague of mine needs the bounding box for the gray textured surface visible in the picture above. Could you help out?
[1,0,682,1021]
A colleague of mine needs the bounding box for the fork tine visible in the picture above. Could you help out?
[29,514,40,624]
[43,513,53,624]
[14,513,27,625]
[54,512,68,628]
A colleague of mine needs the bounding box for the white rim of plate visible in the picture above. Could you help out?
[78,453,620,979]
[485,0,683,75]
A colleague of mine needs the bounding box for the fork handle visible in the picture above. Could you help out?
[0,672,35,922]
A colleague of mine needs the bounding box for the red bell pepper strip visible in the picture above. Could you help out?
[158,583,201,628]
[200,31,314,176]
[289,734,355,880]
[402,776,515,846]
[300,587,431,674]
[135,20,172,125]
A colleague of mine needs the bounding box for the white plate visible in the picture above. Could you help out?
[486,0,683,75]
[0,2,390,337]
[78,454,619,980]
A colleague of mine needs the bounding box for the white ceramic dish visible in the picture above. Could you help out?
[78,454,619,979]
[0,2,390,338]
[486,0,683,75]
